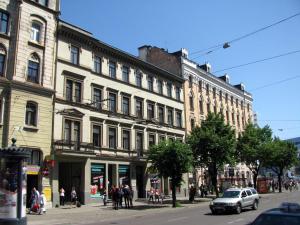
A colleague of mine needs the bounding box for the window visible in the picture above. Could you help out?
[122,130,130,150]
[25,149,41,166]
[73,121,81,144]
[232,112,235,124]
[0,46,6,76]
[92,125,101,147]
[109,127,117,149]
[226,111,229,123]
[189,76,193,87]
[158,106,164,123]
[27,54,40,83]
[109,92,117,113]
[225,93,228,103]
[231,96,234,105]
[176,87,180,100]
[35,0,48,6]
[237,114,240,127]
[70,45,79,65]
[207,103,210,113]
[199,80,202,92]
[66,79,73,101]
[189,96,194,110]
[176,111,182,128]
[236,99,239,108]
[136,72,142,87]
[147,76,153,91]
[74,82,81,103]
[149,134,155,147]
[167,83,172,97]
[122,96,130,115]
[135,98,143,118]
[219,90,222,101]
[94,56,101,74]
[122,66,129,83]
[214,105,217,114]
[93,88,102,110]
[191,118,195,129]
[213,88,216,98]
[109,61,116,79]
[136,132,143,156]
[241,101,244,110]
[25,102,37,127]
[206,84,209,95]
[157,80,163,94]
[199,100,204,114]
[147,103,155,120]
[159,136,165,143]
[30,22,41,42]
[64,120,71,142]
[167,108,173,126]
[247,104,250,112]
[0,11,8,34]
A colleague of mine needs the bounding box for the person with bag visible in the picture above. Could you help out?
[71,187,77,208]
[38,191,47,214]
[29,187,39,214]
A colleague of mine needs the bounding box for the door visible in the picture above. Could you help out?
[26,175,38,208]
[136,166,145,198]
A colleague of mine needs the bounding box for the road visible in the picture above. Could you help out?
[28,190,300,225]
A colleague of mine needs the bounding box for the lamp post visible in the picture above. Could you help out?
[0,138,30,225]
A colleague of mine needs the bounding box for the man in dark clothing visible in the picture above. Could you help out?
[110,186,119,210]
[123,185,130,208]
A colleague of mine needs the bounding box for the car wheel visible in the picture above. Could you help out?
[236,204,242,214]
[252,200,258,210]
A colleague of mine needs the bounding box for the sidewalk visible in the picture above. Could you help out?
[27,197,212,225]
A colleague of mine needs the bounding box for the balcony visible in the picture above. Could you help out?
[53,140,147,160]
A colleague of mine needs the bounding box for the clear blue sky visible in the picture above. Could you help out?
[60,0,300,140]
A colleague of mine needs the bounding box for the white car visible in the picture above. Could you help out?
[210,187,259,214]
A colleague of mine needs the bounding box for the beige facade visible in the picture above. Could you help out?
[0,0,58,207]
[138,46,254,188]
[51,21,187,206]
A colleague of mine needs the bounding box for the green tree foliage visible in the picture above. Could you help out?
[237,124,272,189]
[264,138,299,192]
[148,140,193,207]
[188,113,236,197]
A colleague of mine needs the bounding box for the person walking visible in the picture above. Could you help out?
[29,187,39,214]
[102,188,107,206]
[71,187,77,208]
[38,191,47,214]
[111,185,119,210]
[123,185,130,208]
[148,187,154,203]
[118,186,124,208]
[60,187,65,206]
[128,186,134,208]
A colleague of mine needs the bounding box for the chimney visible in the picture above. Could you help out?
[199,63,212,73]
[138,45,152,61]
[181,48,189,58]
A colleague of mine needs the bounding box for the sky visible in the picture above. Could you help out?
[60,0,300,140]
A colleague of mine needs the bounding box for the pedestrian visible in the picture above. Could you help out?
[103,188,107,206]
[71,187,77,208]
[128,186,134,208]
[189,185,196,202]
[200,184,204,198]
[38,191,47,215]
[123,185,130,208]
[148,187,154,203]
[154,188,160,203]
[118,185,124,208]
[29,187,39,214]
[60,187,65,206]
[110,185,119,210]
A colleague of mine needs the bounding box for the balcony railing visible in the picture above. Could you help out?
[53,140,147,159]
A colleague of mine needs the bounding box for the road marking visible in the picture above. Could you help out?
[167,216,188,222]
[227,218,244,224]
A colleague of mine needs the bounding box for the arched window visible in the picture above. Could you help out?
[25,102,37,127]
[27,53,40,83]
[0,45,6,76]
[31,21,41,42]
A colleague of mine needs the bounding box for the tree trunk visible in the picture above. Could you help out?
[171,177,177,208]
[278,169,283,193]
[253,172,258,190]
[211,165,219,197]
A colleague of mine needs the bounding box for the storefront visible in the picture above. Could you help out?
[90,163,106,198]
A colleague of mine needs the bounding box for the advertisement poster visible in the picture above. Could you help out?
[90,164,105,198]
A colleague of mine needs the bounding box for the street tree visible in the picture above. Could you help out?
[148,140,193,207]
[188,112,236,197]
[264,138,298,192]
[237,124,272,189]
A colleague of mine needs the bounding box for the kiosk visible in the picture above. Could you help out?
[0,138,30,225]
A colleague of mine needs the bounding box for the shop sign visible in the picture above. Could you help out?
[26,165,40,175]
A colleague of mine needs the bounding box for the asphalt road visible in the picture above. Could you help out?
[87,191,300,225]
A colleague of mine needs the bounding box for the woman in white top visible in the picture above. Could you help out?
[60,187,65,206]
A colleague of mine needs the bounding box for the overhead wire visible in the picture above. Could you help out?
[190,12,300,58]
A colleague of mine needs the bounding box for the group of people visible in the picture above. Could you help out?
[110,184,134,210]
[284,180,299,192]
[29,187,47,215]
[148,187,164,204]
[59,186,79,207]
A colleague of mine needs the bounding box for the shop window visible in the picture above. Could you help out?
[91,163,106,197]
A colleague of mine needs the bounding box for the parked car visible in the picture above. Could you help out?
[209,187,259,214]
[249,202,300,225]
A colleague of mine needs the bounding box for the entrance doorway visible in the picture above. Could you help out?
[136,166,145,198]
[26,175,38,208]
[59,162,82,202]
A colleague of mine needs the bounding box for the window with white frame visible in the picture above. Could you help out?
[148,76,153,91]
[65,79,82,103]
[109,61,116,79]
[25,102,37,127]
[108,127,117,149]
[122,130,130,150]
[108,92,117,113]
[64,119,81,144]
[92,87,102,110]
[122,66,129,83]
[92,125,101,147]
[30,22,41,43]
[94,56,101,74]
[70,45,79,65]
[27,54,40,83]
[122,96,130,115]
[136,71,142,87]
[167,82,172,97]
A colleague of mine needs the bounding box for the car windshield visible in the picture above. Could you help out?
[222,191,240,198]
[252,214,300,225]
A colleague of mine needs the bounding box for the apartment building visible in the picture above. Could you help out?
[51,21,186,205]
[138,46,254,188]
[0,0,58,207]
